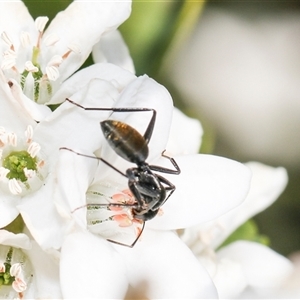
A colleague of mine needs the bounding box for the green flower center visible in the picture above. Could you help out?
[20,46,52,103]
[0,245,32,297]
[3,151,37,182]
[0,248,15,287]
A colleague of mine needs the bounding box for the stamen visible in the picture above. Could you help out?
[1,49,16,70]
[48,55,63,66]
[27,142,41,158]
[0,167,10,181]
[12,277,27,293]
[24,168,36,179]
[10,264,27,293]
[1,32,14,50]
[37,160,45,168]
[67,43,81,54]
[20,31,31,48]
[43,33,59,47]
[10,262,22,277]
[35,16,49,33]
[0,127,6,135]
[24,61,38,73]
[8,133,17,147]
[46,55,63,81]
[0,262,5,273]
[45,65,59,81]
[0,247,32,298]
[8,178,22,195]
[24,126,34,144]
[35,16,49,48]
[0,129,8,147]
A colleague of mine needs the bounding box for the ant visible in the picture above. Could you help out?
[60,98,180,247]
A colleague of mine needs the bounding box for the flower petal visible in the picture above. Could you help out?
[92,30,135,73]
[0,230,31,249]
[166,107,203,155]
[148,154,251,230]
[0,1,35,52]
[54,149,98,229]
[23,240,62,299]
[115,229,218,299]
[216,241,294,297]
[194,162,288,249]
[210,255,247,299]
[17,175,67,250]
[0,197,19,228]
[43,1,132,82]
[0,77,35,134]
[8,79,52,121]
[48,63,136,105]
[35,78,118,157]
[60,230,128,299]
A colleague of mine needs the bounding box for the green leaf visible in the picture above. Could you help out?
[22,0,72,21]
[120,1,206,77]
[218,219,270,250]
[2,215,25,235]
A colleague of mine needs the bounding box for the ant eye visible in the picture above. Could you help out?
[84,187,145,247]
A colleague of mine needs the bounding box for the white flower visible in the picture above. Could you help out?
[92,30,135,74]
[53,63,251,298]
[167,8,300,167]
[0,229,61,299]
[0,0,132,120]
[0,73,110,251]
[180,161,294,298]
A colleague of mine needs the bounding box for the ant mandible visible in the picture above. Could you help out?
[60,98,180,247]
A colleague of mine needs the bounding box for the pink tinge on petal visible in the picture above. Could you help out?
[120,189,134,198]
[111,189,135,204]
[110,189,135,212]
[112,214,133,227]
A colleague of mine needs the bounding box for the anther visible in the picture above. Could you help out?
[1,32,14,50]
[8,178,22,195]
[25,126,34,144]
[24,61,38,73]
[20,31,31,48]
[27,142,41,158]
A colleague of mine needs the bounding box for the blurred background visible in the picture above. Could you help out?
[23,0,300,258]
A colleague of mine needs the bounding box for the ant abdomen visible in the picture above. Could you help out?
[101,120,149,164]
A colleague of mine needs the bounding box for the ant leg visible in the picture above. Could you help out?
[149,151,181,175]
[107,221,145,248]
[126,168,148,210]
[65,98,156,144]
[59,147,127,178]
[153,174,176,209]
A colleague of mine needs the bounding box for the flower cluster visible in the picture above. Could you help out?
[0,1,293,299]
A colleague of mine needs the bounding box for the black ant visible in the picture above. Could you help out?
[60,98,180,247]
